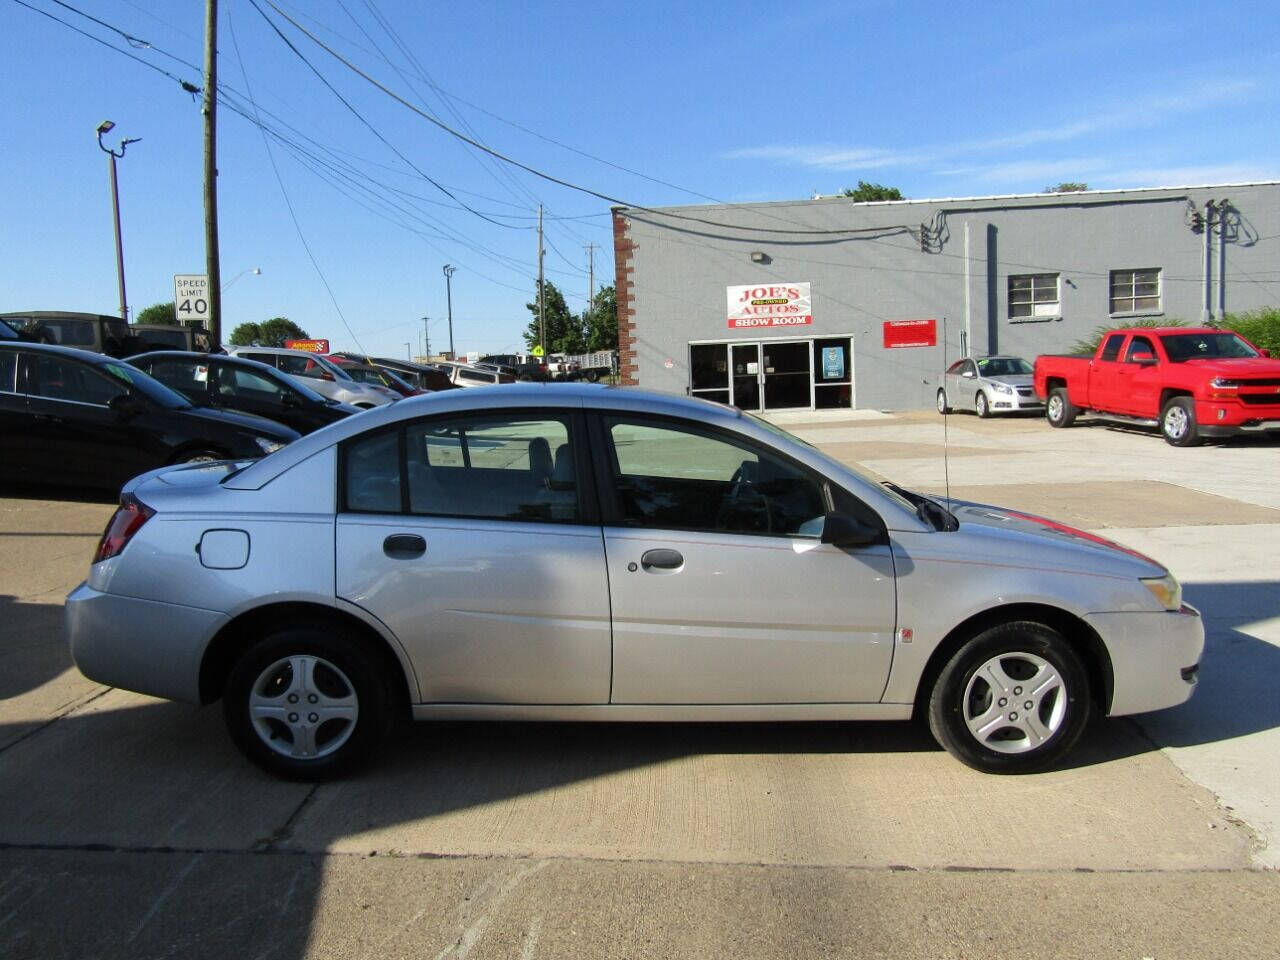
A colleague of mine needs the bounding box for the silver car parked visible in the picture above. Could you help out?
[938,355,1043,417]
[67,385,1201,779]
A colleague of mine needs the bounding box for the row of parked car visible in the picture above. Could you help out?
[0,322,536,490]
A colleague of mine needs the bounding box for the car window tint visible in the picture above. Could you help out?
[408,416,577,521]
[1099,334,1125,362]
[149,359,210,398]
[238,352,277,367]
[0,350,16,392]
[220,365,287,401]
[343,429,401,513]
[29,355,126,406]
[606,418,826,536]
[1126,336,1156,362]
[457,369,493,383]
[277,355,315,376]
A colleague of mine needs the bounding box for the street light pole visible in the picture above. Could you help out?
[96,121,140,321]
[442,264,456,359]
[420,316,430,360]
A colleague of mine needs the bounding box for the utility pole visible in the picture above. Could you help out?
[1202,199,1216,325]
[95,121,140,322]
[1217,199,1229,322]
[203,0,223,346]
[537,205,545,356]
[421,315,430,359]
[442,265,456,359]
[585,242,598,306]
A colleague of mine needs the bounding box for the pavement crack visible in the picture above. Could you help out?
[251,783,319,853]
[0,686,112,758]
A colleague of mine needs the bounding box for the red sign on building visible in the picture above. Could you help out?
[882,319,937,349]
[285,339,331,354]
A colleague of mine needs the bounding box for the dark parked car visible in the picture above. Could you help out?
[338,363,426,397]
[0,342,299,492]
[0,318,18,340]
[129,324,214,354]
[1,311,131,357]
[128,351,360,436]
[364,357,459,392]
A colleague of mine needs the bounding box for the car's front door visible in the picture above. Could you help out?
[335,410,612,704]
[597,414,897,704]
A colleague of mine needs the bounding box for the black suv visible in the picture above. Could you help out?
[1,311,131,357]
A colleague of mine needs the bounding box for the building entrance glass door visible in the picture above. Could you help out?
[761,341,813,410]
[730,343,761,410]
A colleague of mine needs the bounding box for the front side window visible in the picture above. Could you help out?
[218,365,288,402]
[1110,268,1161,314]
[605,417,826,537]
[147,359,211,400]
[29,356,126,406]
[1125,336,1157,363]
[1009,273,1060,319]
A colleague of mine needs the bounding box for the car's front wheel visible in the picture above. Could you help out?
[223,626,391,780]
[1160,397,1202,447]
[927,621,1091,773]
[975,391,990,418]
[936,389,950,415]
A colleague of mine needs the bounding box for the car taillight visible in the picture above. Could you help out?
[93,495,155,564]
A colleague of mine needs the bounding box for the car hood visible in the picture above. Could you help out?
[179,404,298,438]
[942,498,1165,577]
[984,373,1034,387]
[1175,357,1280,377]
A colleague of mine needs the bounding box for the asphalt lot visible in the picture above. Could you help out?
[2,409,1279,959]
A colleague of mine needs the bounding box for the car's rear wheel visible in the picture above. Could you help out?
[223,626,390,780]
[1160,397,1202,447]
[927,621,1091,773]
[936,389,950,414]
[1045,388,1077,428]
[975,391,990,418]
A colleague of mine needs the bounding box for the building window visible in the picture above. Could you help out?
[1008,273,1060,320]
[1110,268,1161,315]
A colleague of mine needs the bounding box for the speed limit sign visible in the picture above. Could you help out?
[174,274,210,325]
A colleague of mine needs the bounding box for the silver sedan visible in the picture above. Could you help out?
[67,385,1200,779]
[938,355,1044,417]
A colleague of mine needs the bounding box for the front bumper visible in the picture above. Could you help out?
[66,582,228,703]
[1196,399,1280,436]
[1086,604,1204,716]
[989,390,1045,412]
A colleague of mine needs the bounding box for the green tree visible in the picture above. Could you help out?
[1224,307,1280,355]
[523,280,585,354]
[1045,182,1089,193]
[584,285,617,352]
[841,181,904,202]
[135,301,177,325]
[229,317,310,347]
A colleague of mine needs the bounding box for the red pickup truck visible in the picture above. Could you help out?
[1034,326,1280,446]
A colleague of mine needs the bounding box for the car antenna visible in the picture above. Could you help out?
[941,315,952,505]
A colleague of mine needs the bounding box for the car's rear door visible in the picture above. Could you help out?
[595,413,896,704]
[335,408,612,704]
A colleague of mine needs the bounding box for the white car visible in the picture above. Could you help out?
[228,347,396,408]
[66,385,1201,779]
[938,355,1044,417]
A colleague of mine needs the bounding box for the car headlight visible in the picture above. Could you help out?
[253,436,287,455]
[1141,572,1182,611]
[991,382,1014,394]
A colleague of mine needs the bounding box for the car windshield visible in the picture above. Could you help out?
[977,357,1032,376]
[1160,332,1260,362]
[101,361,192,409]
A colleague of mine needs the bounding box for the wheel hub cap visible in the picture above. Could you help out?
[248,655,359,759]
[963,652,1066,754]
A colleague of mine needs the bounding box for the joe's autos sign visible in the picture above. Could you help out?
[726,283,812,329]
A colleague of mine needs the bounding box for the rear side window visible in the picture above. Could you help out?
[29,356,126,406]
[1098,334,1125,362]
[0,350,16,392]
[342,414,582,523]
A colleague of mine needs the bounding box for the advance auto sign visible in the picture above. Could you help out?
[726,283,812,329]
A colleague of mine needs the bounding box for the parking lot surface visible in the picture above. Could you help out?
[2,411,1278,959]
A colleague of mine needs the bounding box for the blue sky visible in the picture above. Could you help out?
[2,0,1277,359]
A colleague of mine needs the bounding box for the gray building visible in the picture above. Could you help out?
[611,182,1279,412]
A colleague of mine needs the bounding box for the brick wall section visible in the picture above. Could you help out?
[612,209,638,385]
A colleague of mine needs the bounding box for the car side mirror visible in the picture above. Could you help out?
[820,511,883,548]
[1132,354,1158,366]
[108,392,144,418]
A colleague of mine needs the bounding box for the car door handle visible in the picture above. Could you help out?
[383,534,426,559]
[641,548,683,571]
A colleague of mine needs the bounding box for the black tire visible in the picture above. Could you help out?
[585,370,600,383]
[1160,396,1201,447]
[175,448,228,464]
[936,389,950,415]
[975,391,990,418]
[223,626,391,780]
[927,621,1091,774]
[1045,387,1077,428]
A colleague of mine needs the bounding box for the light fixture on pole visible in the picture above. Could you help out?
[222,266,261,292]
[96,120,141,321]
[442,264,456,359]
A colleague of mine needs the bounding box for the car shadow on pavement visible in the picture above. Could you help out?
[0,594,73,699]
[1131,580,1280,748]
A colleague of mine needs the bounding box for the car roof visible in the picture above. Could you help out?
[0,340,119,364]
[228,345,327,357]
[129,350,279,370]
[226,384,747,489]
